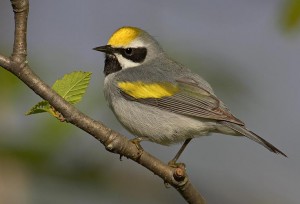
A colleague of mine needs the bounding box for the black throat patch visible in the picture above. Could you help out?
[103,54,122,76]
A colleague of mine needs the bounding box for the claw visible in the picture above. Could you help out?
[168,160,186,169]
[130,137,144,150]
[129,137,144,159]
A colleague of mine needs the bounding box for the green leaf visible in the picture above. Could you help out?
[52,71,92,104]
[26,100,50,115]
[281,0,300,31]
[26,71,92,118]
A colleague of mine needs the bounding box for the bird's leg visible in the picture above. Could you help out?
[168,138,192,167]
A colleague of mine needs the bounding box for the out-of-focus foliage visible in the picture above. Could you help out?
[281,0,300,32]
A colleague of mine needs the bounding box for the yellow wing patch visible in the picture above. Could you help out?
[118,81,179,99]
[108,27,141,47]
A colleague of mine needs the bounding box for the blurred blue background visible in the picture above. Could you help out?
[0,0,299,203]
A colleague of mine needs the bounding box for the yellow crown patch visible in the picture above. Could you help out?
[108,27,141,47]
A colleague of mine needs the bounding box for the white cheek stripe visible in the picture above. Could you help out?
[115,53,141,69]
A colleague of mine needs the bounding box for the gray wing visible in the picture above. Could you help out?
[120,76,244,125]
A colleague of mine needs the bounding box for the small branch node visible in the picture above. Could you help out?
[104,130,118,153]
[173,165,188,185]
[174,168,185,181]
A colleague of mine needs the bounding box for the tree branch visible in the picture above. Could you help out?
[0,1,205,203]
[0,55,11,67]
[11,0,28,62]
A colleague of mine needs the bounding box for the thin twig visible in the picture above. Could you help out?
[10,0,29,62]
[0,1,205,203]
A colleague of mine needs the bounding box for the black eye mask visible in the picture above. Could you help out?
[114,47,147,63]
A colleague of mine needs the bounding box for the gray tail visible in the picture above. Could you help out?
[220,121,287,157]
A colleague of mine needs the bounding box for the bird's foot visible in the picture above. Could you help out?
[129,137,144,159]
[168,160,186,169]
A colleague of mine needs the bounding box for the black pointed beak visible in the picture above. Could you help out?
[93,45,113,54]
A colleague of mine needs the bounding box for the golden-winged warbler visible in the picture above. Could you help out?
[93,26,286,163]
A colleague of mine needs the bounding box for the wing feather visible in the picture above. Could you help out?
[119,76,244,125]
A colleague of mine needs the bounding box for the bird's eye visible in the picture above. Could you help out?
[125,48,133,56]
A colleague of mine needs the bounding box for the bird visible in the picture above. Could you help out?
[93,26,286,164]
